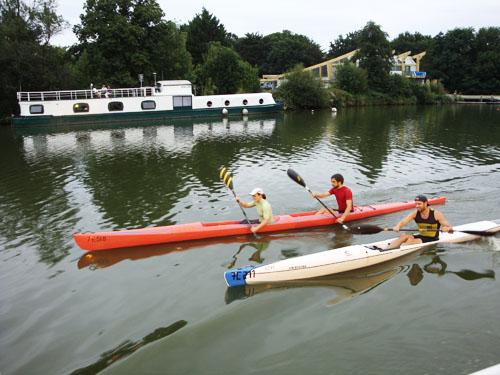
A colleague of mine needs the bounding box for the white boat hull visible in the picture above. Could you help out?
[224,220,500,287]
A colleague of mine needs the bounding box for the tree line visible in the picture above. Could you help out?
[1,0,499,119]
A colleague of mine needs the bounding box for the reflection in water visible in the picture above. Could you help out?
[225,267,401,306]
[227,240,271,268]
[68,320,187,375]
[408,255,495,285]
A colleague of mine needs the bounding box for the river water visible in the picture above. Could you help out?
[1,105,500,375]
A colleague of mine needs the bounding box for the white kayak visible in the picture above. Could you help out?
[224,220,500,287]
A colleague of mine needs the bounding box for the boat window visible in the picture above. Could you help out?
[243,99,248,105]
[141,100,156,110]
[259,98,264,104]
[173,96,192,109]
[73,103,89,113]
[207,101,212,107]
[108,102,124,111]
[225,100,230,106]
[29,105,44,114]
[183,96,192,107]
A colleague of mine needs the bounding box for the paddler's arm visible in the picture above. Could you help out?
[435,210,452,233]
[235,196,250,208]
[251,217,269,233]
[393,211,417,232]
[311,191,331,199]
[336,199,352,224]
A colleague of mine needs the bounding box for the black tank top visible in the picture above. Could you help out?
[415,208,440,239]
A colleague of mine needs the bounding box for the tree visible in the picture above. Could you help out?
[260,30,324,75]
[196,42,260,95]
[183,7,230,66]
[327,31,360,58]
[467,27,500,94]
[334,61,368,94]
[0,0,72,117]
[390,31,433,55]
[234,32,269,75]
[73,0,191,88]
[354,21,392,92]
[276,66,329,109]
[424,28,475,93]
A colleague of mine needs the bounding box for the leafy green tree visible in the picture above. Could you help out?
[196,43,253,95]
[238,60,261,93]
[73,0,191,88]
[354,21,392,92]
[183,7,230,66]
[424,28,475,93]
[334,61,368,94]
[390,32,433,55]
[467,27,500,94]
[276,65,329,109]
[0,0,73,117]
[234,32,269,75]
[327,31,360,58]
[260,30,324,75]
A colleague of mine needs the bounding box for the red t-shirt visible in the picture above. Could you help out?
[328,186,353,211]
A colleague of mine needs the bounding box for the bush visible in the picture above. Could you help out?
[334,62,368,94]
[275,66,330,109]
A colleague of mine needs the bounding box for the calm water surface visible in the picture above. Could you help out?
[1,105,500,375]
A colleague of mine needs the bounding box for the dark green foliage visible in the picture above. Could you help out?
[73,0,191,87]
[390,32,433,54]
[354,22,393,92]
[276,66,329,109]
[195,43,260,95]
[334,62,368,94]
[183,7,231,66]
[327,31,360,58]
[235,30,324,76]
[0,0,75,117]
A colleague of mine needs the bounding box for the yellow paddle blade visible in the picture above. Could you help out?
[220,167,234,190]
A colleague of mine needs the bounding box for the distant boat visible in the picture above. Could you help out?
[12,80,283,127]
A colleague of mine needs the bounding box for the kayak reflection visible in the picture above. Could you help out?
[407,255,495,286]
[78,228,335,270]
[225,267,401,307]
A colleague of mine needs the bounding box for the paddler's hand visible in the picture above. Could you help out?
[441,226,452,233]
[235,196,240,203]
[251,226,258,233]
[311,191,317,198]
[393,225,401,233]
[337,216,345,224]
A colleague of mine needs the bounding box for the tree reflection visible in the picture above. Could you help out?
[68,320,187,375]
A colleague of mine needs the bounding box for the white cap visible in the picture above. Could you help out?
[249,187,264,196]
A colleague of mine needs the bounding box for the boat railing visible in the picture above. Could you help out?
[17,87,155,102]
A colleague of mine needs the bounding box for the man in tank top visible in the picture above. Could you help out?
[388,195,452,248]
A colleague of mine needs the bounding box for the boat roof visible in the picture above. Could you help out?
[157,80,191,86]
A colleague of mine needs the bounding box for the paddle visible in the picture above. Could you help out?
[220,167,258,238]
[286,168,349,230]
[347,224,497,236]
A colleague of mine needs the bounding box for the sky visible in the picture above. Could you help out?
[51,0,500,52]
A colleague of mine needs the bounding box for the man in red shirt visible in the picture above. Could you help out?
[311,174,353,224]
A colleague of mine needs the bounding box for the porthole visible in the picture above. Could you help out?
[243,99,248,105]
[108,102,124,111]
[224,100,230,106]
[29,105,44,114]
[259,98,264,104]
[73,103,89,113]
[141,100,156,110]
[207,101,213,107]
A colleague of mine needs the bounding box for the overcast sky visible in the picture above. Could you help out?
[51,0,500,51]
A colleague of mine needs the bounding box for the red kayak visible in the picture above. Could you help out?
[74,197,446,251]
